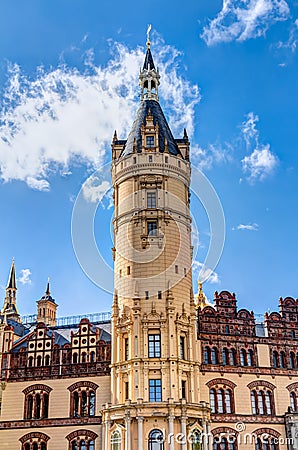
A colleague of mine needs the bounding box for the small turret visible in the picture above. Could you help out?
[36,279,57,327]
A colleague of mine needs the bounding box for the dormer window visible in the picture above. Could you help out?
[146,136,155,148]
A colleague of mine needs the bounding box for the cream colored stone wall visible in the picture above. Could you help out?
[0,376,111,449]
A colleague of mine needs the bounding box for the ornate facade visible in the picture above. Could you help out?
[0,38,297,450]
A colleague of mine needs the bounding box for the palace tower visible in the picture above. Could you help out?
[102,37,210,449]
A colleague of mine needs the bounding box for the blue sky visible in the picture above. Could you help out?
[0,0,297,318]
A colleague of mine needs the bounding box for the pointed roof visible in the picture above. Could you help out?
[121,99,181,157]
[7,259,16,290]
[39,279,55,303]
[143,47,156,71]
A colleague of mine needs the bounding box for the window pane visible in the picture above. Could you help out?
[149,379,162,402]
[146,136,155,148]
[148,334,161,358]
[147,192,156,208]
[217,390,224,413]
[210,389,216,413]
[225,390,231,413]
[148,221,157,236]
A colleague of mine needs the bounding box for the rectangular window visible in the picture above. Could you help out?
[133,156,136,164]
[148,155,153,163]
[147,221,157,236]
[180,336,185,359]
[158,291,162,300]
[147,191,156,209]
[165,156,168,163]
[145,291,149,300]
[146,136,155,148]
[175,265,179,274]
[148,334,161,358]
[125,382,129,400]
[181,380,186,399]
[127,266,130,275]
[149,379,162,402]
[124,338,129,361]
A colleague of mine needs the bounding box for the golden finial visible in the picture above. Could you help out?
[195,279,208,309]
[146,24,152,49]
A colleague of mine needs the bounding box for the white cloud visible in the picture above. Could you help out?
[201,0,290,46]
[191,142,232,170]
[232,222,259,230]
[26,177,50,191]
[241,111,259,147]
[242,145,278,181]
[240,112,278,182]
[18,269,32,285]
[192,260,220,284]
[82,177,111,204]
[0,36,199,190]
[276,18,298,52]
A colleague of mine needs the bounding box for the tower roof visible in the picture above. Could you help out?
[39,279,55,303]
[143,47,156,71]
[121,100,181,157]
[7,259,16,290]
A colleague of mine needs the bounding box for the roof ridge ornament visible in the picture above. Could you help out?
[146,24,152,49]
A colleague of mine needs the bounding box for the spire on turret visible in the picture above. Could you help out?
[7,258,16,290]
[1,259,20,323]
[139,26,160,102]
[37,279,57,326]
[46,278,51,296]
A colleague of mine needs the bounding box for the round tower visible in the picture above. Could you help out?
[103,36,211,450]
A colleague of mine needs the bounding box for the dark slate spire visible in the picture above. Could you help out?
[143,24,155,70]
[46,279,51,296]
[41,278,55,303]
[143,47,156,71]
[7,259,16,290]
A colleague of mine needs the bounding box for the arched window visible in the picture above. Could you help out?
[217,389,224,413]
[213,437,236,450]
[247,350,253,366]
[210,389,216,413]
[211,347,218,364]
[229,349,236,365]
[290,352,295,369]
[43,393,49,418]
[209,386,234,414]
[204,347,211,364]
[191,429,201,450]
[23,385,52,420]
[90,351,95,362]
[90,391,95,416]
[45,354,50,366]
[69,382,98,418]
[250,387,275,415]
[82,352,87,363]
[148,429,164,450]
[225,390,232,413]
[35,394,41,419]
[73,353,78,364]
[28,356,33,367]
[27,394,33,419]
[89,441,95,450]
[240,349,247,366]
[36,355,42,367]
[111,430,121,450]
[21,433,49,450]
[72,442,78,450]
[290,391,298,411]
[81,391,87,416]
[222,348,229,365]
[280,352,286,368]
[272,351,278,368]
[255,435,279,450]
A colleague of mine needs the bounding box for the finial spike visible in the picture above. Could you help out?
[146,24,152,49]
[46,278,50,296]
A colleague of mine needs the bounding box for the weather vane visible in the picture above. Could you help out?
[147,24,152,48]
